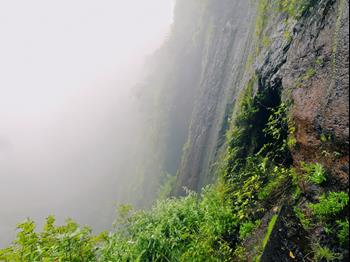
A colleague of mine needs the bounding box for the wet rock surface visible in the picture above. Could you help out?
[177,0,349,193]
[283,0,349,188]
[260,206,309,262]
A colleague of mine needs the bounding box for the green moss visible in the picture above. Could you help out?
[294,66,317,88]
[321,134,328,143]
[283,30,293,42]
[315,57,325,66]
[262,35,271,47]
[278,0,314,19]
[305,67,316,79]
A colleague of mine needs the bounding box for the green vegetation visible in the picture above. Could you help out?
[99,183,238,261]
[321,133,332,143]
[0,217,104,262]
[309,192,349,219]
[1,184,238,262]
[337,219,349,246]
[257,166,289,201]
[283,30,293,42]
[295,66,317,88]
[255,0,270,39]
[313,244,342,262]
[262,36,271,48]
[278,0,314,19]
[239,220,261,240]
[305,67,316,79]
[294,207,313,230]
[302,162,327,185]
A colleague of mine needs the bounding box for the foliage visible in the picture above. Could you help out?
[258,102,291,163]
[239,220,261,240]
[225,77,259,177]
[313,244,342,262]
[302,162,327,185]
[257,166,289,201]
[309,192,349,219]
[232,245,247,262]
[224,79,294,225]
[0,217,103,262]
[294,207,313,230]
[337,219,349,246]
[98,183,238,261]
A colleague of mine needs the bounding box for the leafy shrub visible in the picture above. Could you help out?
[98,183,238,261]
[302,162,327,185]
[309,192,349,218]
[0,216,103,262]
[232,245,247,262]
[258,166,290,201]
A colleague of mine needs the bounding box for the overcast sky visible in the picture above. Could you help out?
[0,0,173,247]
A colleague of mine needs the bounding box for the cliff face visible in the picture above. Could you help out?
[137,0,348,259]
[167,0,349,259]
[175,0,257,193]
[282,0,349,189]
[175,0,349,195]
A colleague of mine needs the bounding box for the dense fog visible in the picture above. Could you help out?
[0,0,173,247]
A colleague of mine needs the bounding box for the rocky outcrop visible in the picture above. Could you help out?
[283,0,349,189]
[175,0,349,197]
[175,0,257,194]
